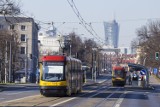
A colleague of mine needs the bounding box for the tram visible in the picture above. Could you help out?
[39,55,83,96]
[112,66,127,86]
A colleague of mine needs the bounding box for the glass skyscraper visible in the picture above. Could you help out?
[104,20,119,48]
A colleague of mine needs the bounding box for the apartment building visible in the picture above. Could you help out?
[0,16,39,83]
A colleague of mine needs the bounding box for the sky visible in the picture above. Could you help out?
[16,0,160,47]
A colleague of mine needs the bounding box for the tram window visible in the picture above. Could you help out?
[43,63,64,81]
[114,70,123,77]
[45,73,63,81]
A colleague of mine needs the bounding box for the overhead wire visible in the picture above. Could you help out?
[19,12,66,35]
[66,0,105,45]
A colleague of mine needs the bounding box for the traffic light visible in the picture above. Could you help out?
[155,52,159,60]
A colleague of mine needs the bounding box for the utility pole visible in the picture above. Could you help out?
[5,41,8,83]
[30,54,38,83]
[9,41,12,83]
[25,37,28,83]
[70,44,72,56]
[94,51,97,82]
[92,51,94,80]
[92,48,97,82]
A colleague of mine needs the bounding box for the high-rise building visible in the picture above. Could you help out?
[103,20,119,48]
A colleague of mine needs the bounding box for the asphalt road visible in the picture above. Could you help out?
[0,74,160,107]
[0,84,40,103]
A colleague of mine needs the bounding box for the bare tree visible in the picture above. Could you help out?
[0,0,21,82]
[0,0,20,15]
[133,20,160,67]
[0,29,20,82]
[63,32,100,68]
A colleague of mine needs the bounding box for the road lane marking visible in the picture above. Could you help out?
[50,97,77,107]
[50,89,98,107]
[6,92,24,95]
[0,94,41,104]
[113,92,127,107]
[5,90,38,95]
[94,88,121,107]
[50,85,111,107]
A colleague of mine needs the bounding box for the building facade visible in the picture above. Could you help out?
[0,16,39,83]
[38,30,60,56]
[103,20,119,48]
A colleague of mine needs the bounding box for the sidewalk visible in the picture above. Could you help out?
[0,83,38,92]
[149,74,160,89]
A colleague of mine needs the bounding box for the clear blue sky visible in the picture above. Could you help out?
[17,0,160,47]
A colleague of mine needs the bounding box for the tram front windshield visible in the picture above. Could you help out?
[114,70,124,77]
[43,61,64,81]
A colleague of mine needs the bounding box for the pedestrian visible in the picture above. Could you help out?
[128,75,132,85]
[150,71,152,76]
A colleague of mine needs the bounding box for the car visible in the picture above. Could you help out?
[132,74,138,80]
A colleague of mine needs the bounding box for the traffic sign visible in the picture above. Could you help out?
[140,69,146,75]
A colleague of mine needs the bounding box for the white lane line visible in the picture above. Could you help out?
[94,88,121,107]
[50,89,98,107]
[50,97,77,107]
[0,94,40,104]
[50,86,110,107]
[6,92,24,95]
[113,92,127,107]
[4,90,38,95]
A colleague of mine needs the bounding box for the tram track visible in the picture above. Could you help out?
[53,79,126,107]
[80,87,125,107]
[0,79,117,107]
[50,79,123,107]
